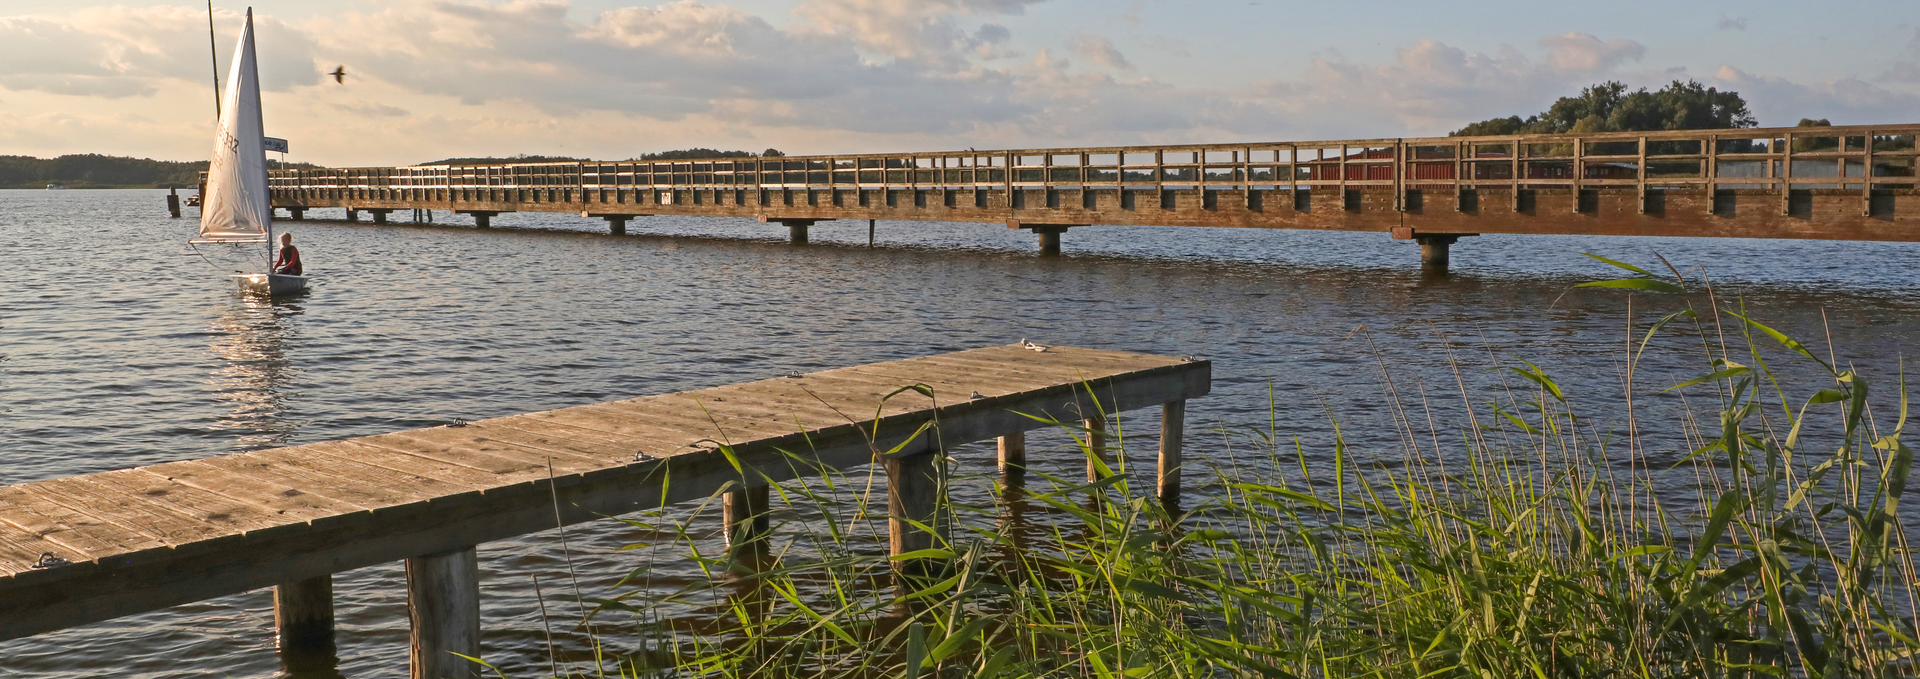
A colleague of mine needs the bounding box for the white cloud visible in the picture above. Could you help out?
[0,6,317,98]
[1716,16,1748,31]
[1539,33,1645,74]
[1071,34,1132,71]
[1712,66,1920,126]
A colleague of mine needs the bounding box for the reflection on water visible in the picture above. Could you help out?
[206,296,307,452]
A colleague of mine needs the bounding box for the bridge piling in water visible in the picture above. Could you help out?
[0,345,1209,675]
[456,210,503,228]
[1417,234,1459,274]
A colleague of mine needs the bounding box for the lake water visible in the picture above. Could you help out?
[2,189,1915,677]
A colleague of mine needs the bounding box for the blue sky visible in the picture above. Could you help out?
[1,0,1915,165]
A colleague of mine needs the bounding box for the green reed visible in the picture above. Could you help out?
[510,256,1917,678]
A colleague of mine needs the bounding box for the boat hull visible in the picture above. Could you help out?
[233,273,309,296]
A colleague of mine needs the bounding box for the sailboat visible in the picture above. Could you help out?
[193,8,307,296]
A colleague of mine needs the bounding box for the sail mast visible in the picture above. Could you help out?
[252,9,274,270]
[206,0,220,118]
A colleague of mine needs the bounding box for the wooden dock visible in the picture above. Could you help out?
[0,344,1208,677]
[259,122,1920,270]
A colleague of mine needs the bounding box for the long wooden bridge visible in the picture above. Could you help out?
[261,123,1920,269]
[0,345,1208,678]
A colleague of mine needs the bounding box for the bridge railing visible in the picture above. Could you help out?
[268,124,1918,207]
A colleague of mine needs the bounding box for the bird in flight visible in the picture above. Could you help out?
[328,66,347,84]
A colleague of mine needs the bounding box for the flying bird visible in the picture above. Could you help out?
[328,66,347,84]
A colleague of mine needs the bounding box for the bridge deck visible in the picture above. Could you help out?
[264,123,1920,244]
[0,344,1208,643]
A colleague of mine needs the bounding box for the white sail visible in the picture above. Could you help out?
[197,10,270,244]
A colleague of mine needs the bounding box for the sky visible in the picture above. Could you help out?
[1,0,1916,166]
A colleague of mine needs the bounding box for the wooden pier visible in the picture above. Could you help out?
[259,123,1920,271]
[0,345,1208,678]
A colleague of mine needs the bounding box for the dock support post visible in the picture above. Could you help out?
[868,218,875,247]
[606,216,628,235]
[167,187,181,218]
[1158,401,1185,503]
[289,207,305,220]
[274,575,336,668]
[997,431,1026,477]
[886,452,944,572]
[346,208,359,222]
[1084,415,1108,482]
[723,484,771,562]
[406,547,482,679]
[369,209,391,225]
[1416,235,1458,274]
[789,223,809,245]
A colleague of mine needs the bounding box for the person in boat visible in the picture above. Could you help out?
[273,232,302,275]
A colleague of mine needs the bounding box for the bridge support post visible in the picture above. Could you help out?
[1415,234,1461,274]
[723,484,771,563]
[288,207,305,220]
[1008,221,1082,256]
[274,575,336,670]
[406,547,482,679]
[886,452,945,573]
[346,208,359,222]
[585,212,647,236]
[366,209,393,225]
[456,210,505,228]
[1158,401,1185,505]
[759,217,827,245]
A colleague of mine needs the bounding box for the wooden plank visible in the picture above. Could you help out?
[0,529,86,576]
[0,485,170,560]
[17,476,246,546]
[459,421,637,459]
[197,450,440,512]
[143,460,370,523]
[84,469,295,536]
[303,441,531,490]
[480,417,708,460]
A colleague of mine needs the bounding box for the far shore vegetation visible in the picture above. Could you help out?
[3,148,786,189]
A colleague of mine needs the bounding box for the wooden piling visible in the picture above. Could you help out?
[273,575,335,661]
[406,547,482,679]
[1084,415,1107,482]
[886,452,943,570]
[722,484,770,561]
[167,187,181,218]
[997,431,1026,476]
[1158,401,1185,502]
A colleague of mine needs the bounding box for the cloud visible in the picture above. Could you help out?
[1136,35,1191,58]
[1071,34,1132,71]
[328,101,410,117]
[1716,16,1748,31]
[1539,33,1645,73]
[1712,66,1920,126]
[0,6,317,99]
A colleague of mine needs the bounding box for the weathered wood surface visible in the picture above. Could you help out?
[268,123,1920,243]
[0,344,1208,641]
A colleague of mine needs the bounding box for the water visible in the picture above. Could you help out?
[2,189,1916,677]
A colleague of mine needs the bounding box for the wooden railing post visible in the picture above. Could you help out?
[886,452,944,571]
[274,575,335,669]
[406,547,481,679]
[1158,401,1185,503]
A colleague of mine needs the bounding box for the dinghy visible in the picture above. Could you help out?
[192,9,306,297]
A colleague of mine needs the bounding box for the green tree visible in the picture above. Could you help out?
[1451,80,1756,137]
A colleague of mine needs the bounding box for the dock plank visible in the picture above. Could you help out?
[0,486,175,560]
[139,461,368,523]
[18,477,244,546]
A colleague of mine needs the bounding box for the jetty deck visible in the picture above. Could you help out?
[0,344,1209,677]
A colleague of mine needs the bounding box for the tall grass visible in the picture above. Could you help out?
[517,257,1917,678]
